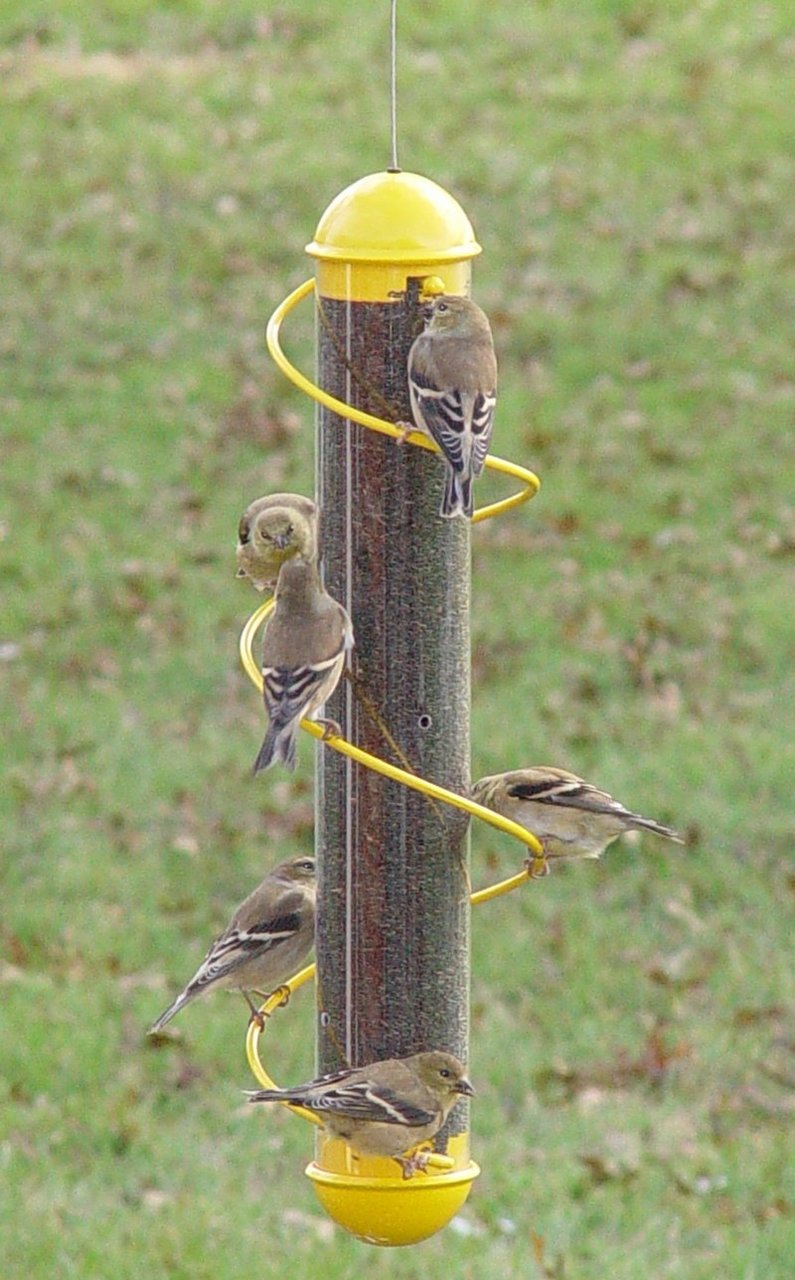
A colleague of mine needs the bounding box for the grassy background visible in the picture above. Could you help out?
[2,1,793,1275]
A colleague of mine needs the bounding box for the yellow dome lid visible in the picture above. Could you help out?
[307,170,481,264]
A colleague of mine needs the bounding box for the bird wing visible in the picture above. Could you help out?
[469,389,496,476]
[262,654,342,724]
[505,773,682,841]
[411,372,495,475]
[300,1080,436,1127]
[192,911,304,987]
[507,774,621,816]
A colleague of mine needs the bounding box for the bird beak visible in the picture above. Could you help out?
[273,532,291,549]
[455,1076,475,1097]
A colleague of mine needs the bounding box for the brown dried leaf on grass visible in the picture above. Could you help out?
[752,1197,793,1225]
[261,779,314,842]
[536,1024,690,1100]
[579,1129,642,1183]
[532,1230,567,1279]
[170,1057,205,1091]
[218,386,302,449]
[733,1004,787,1028]
[647,946,717,989]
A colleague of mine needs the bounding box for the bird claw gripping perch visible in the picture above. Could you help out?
[396,1142,436,1180]
[525,849,550,878]
[316,717,343,742]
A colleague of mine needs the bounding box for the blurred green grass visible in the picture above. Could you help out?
[1,1,793,1276]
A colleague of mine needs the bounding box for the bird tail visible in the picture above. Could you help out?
[246,1088,298,1104]
[631,815,684,843]
[148,989,192,1034]
[439,467,473,519]
[252,720,298,774]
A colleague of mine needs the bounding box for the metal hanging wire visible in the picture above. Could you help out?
[389,0,400,171]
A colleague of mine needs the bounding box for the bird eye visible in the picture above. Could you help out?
[436,301,448,313]
[287,523,294,535]
[439,1068,452,1079]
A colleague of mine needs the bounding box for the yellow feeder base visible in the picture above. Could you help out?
[306,1134,479,1247]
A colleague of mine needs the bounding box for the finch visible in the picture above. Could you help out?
[236,493,317,592]
[247,1050,474,1177]
[471,766,684,866]
[148,855,316,1032]
[407,294,497,519]
[253,556,353,774]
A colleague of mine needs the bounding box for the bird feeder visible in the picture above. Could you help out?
[308,170,479,1244]
[240,171,541,1247]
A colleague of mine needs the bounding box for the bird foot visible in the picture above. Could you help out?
[393,421,415,445]
[246,1003,267,1031]
[316,718,342,742]
[524,849,550,879]
[246,984,291,1029]
[396,1144,433,1180]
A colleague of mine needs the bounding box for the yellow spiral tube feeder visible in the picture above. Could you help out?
[242,171,541,1247]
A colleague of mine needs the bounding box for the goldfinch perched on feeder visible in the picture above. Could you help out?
[407,294,497,519]
[471,766,683,870]
[247,1050,474,1178]
[148,855,316,1033]
[253,556,353,774]
[236,493,317,592]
